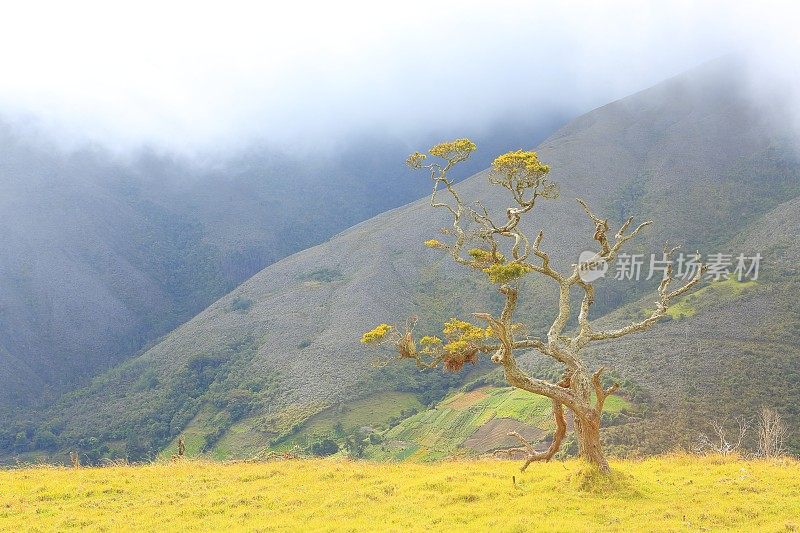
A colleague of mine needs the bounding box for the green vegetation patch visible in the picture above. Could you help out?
[368,385,633,462]
[229,296,254,312]
[666,278,757,319]
[370,386,557,461]
[270,392,424,452]
[299,268,344,283]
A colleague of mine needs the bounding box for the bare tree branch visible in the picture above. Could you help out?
[695,417,749,456]
[587,246,707,343]
[758,407,788,458]
[592,367,620,412]
[495,400,567,472]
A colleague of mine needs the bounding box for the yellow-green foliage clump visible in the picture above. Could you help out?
[428,138,477,162]
[426,240,531,284]
[440,318,491,371]
[361,323,392,344]
[418,335,442,355]
[442,318,489,341]
[467,248,504,268]
[483,262,532,284]
[405,151,427,169]
[465,248,530,283]
[490,149,552,190]
[1,456,798,531]
[424,239,446,249]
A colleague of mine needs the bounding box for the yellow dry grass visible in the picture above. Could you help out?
[1,455,798,532]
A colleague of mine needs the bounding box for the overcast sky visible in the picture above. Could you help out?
[0,1,797,154]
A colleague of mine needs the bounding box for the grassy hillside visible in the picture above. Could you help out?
[151,381,635,463]
[2,456,799,532]
[161,391,426,460]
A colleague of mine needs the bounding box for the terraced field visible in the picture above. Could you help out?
[160,392,425,459]
[366,386,630,461]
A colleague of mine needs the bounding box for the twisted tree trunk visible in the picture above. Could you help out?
[574,412,608,472]
[565,368,610,472]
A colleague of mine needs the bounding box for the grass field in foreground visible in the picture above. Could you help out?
[1,455,799,532]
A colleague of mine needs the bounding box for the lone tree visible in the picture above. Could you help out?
[362,139,707,473]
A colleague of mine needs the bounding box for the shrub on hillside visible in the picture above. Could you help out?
[310,438,339,456]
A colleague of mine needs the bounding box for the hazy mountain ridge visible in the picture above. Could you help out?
[0,118,561,415]
[5,58,800,461]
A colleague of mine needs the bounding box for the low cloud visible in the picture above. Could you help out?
[0,1,797,155]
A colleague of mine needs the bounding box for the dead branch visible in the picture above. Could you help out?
[582,244,707,345]
[695,417,749,456]
[495,402,567,472]
[592,367,620,412]
[758,407,788,458]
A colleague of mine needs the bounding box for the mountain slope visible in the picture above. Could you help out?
[0,118,561,416]
[18,58,800,461]
[583,193,800,454]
